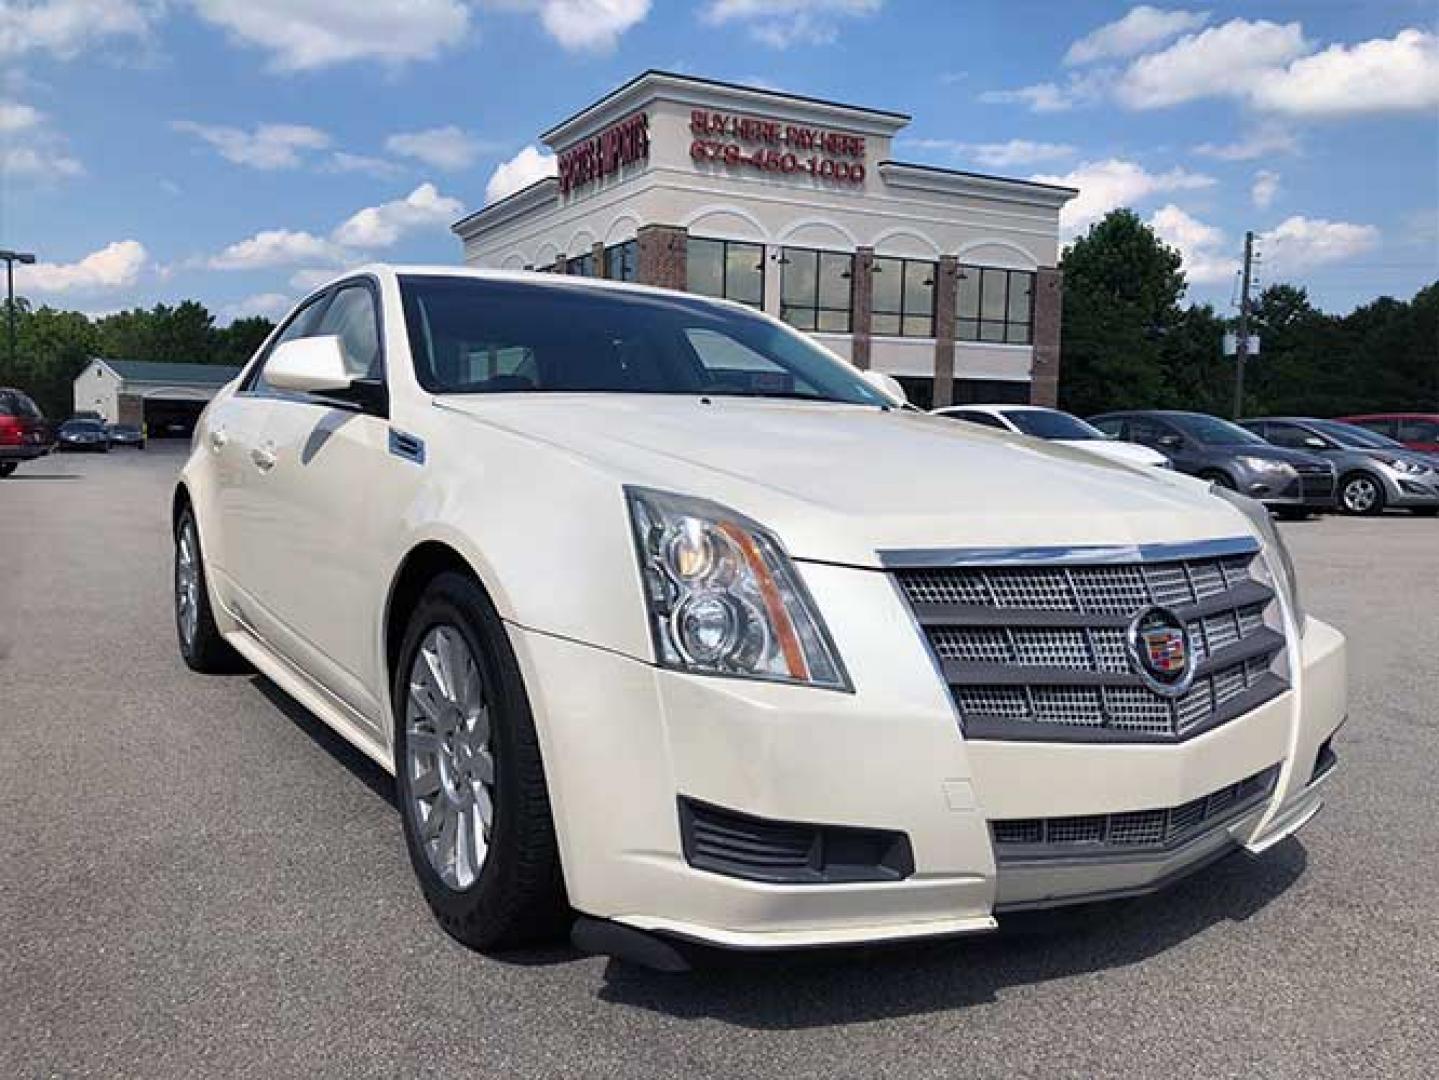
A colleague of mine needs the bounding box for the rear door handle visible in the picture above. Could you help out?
[250,444,276,472]
[209,426,228,451]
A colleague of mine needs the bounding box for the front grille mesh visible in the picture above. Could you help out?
[990,765,1280,859]
[896,546,1288,742]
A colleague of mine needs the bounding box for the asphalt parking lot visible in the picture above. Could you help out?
[2,444,1437,1079]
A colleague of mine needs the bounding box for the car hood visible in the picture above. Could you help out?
[438,395,1253,568]
[1054,438,1167,468]
[1213,443,1328,467]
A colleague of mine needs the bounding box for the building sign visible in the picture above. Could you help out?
[558,111,649,195]
[689,110,866,184]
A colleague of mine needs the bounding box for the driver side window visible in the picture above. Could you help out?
[1127,418,1177,448]
[315,284,382,380]
[1265,422,1316,450]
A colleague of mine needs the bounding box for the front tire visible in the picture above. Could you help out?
[1339,472,1385,516]
[393,572,567,950]
[174,506,247,673]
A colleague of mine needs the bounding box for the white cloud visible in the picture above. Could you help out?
[290,267,341,292]
[209,229,348,270]
[484,144,556,203]
[1116,19,1308,109]
[1250,29,1439,117]
[536,0,650,51]
[0,0,158,60]
[385,126,481,171]
[958,140,1076,169]
[702,0,881,48]
[978,69,1111,113]
[1192,125,1299,161]
[1149,204,1237,284]
[1,99,83,178]
[331,182,464,248]
[220,292,292,322]
[325,151,404,178]
[171,120,331,169]
[1251,170,1280,210]
[1065,5,1210,66]
[190,0,470,71]
[0,100,42,132]
[1261,216,1379,271]
[1031,158,1215,235]
[19,239,148,293]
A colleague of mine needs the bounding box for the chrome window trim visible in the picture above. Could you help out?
[879,536,1259,570]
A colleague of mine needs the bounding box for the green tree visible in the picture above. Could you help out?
[213,316,275,367]
[1057,209,1187,416]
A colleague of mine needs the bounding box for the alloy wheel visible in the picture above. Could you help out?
[175,520,201,649]
[405,625,495,891]
[1342,476,1378,514]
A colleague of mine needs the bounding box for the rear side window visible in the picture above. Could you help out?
[1399,418,1439,442]
[1090,417,1125,438]
[947,410,1007,430]
[0,390,41,418]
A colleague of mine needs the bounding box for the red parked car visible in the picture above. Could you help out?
[0,387,53,477]
[1337,413,1439,454]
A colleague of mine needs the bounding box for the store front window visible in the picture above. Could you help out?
[957,266,1034,344]
[872,256,935,337]
[687,237,765,309]
[603,240,637,282]
[780,247,853,332]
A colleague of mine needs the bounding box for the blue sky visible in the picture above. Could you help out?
[4,1,1436,323]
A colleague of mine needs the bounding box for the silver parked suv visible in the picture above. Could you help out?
[1090,411,1336,518]
[1241,417,1439,517]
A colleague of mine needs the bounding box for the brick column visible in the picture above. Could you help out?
[1030,266,1063,406]
[851,246,874,370]
[931,255,959,408]
[637,224,687,291]
[591,241,605,278]
[552,252,568,275]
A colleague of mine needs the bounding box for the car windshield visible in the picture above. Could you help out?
[63,420,103,432]
[1308,419,1406,450]
[1170,413,1268,446]
[1002,409,1106,440]
[398,275,890,406]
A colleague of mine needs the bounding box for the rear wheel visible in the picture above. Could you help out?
[393,572,567,950]
[0,462,16,478]
[1339,472,1385,516]
[174,506,247,673]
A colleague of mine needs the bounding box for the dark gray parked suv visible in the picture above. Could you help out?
[1090,410,1336,517]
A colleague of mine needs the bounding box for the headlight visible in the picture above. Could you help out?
[1375,453,1424,476]
[1210,484,1306,635]
[1238,455,1295,476]
[626,487,851,690]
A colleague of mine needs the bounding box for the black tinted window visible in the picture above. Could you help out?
[0,390,41,418]
[945,410,1007,430]
[398,276,889,405]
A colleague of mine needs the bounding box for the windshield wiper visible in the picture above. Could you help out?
[701,390,850,404]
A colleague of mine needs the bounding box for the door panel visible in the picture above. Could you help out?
[249,401,399,728]
[200,392,274,616]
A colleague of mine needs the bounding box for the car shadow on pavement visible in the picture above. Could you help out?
[250,675,397,808]
[3,473,81,480]
[594,839,1308,1027]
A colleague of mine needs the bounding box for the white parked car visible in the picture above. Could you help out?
[174,266,1346,966]
[934,404,1172,469]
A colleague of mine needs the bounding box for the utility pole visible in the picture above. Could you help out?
[1232,230,1255,419]
[1,248,38,376]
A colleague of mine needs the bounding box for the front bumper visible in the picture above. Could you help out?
[510,564,1346,951]
[1383,472,1439,507]
[1255,471,1335,509]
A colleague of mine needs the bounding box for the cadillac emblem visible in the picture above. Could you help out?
[1125,607,1195,696]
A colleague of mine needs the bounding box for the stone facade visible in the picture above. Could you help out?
[850,246,874,371]
[931,255,959,407]
[637,224,688,291]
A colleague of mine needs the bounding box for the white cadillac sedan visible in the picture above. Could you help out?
[174,266,1346,965]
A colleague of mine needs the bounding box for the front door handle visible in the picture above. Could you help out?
[209,426,228,452]
[250,444,277,472]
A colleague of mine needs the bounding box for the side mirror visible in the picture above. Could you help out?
[264,335,353,394]
[1157,433,1183,449]
[1303,436,1328,450]
[860,369,908,405]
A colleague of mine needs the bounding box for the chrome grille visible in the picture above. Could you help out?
[892,540,1289,743]
[990,765,1280,859]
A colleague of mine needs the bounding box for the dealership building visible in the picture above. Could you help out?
[452,71,1077,407]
